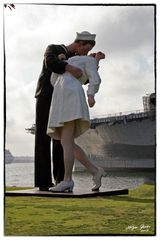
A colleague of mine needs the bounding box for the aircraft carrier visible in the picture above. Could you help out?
[26,93,156,170]
[75,93,156,170]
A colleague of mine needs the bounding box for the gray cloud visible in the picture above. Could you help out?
[96,6,154,55]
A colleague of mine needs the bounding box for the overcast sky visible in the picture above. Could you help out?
[4,3,155,156]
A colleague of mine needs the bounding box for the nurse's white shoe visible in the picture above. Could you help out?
[49,180,74,192]
[92,168,107,191]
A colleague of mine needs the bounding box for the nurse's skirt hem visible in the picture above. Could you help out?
[47,118,90,140]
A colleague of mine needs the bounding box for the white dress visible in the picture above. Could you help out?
[47,55,101,140]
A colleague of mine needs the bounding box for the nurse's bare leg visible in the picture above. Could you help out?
[60,121,75,181]
[74,143,98,175]
[74,143,106,191]
[49,122,75,192]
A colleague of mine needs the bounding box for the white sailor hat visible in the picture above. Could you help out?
[75,31,96,41]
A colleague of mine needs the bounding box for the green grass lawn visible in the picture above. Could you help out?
[4,184,155,236]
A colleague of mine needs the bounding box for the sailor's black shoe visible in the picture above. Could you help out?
[39,183,55,191]
[39,186,49,191]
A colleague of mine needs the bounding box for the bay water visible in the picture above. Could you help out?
[5,162,155,190]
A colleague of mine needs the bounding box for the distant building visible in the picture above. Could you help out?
[5,149,14,164]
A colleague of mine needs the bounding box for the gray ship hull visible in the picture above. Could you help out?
[75,115,155,170]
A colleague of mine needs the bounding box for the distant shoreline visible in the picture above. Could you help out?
[12,156,34,163]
